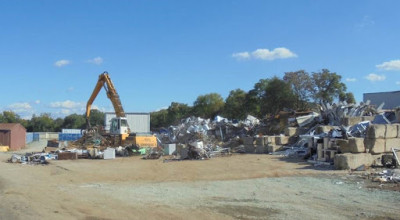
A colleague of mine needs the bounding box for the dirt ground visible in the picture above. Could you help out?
[1,141,399,220]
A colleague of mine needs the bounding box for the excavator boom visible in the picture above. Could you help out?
[86,72,125,128]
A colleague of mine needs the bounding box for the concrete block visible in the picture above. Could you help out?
[275,136,289,145]
[265,136,275,145]
[244,144,255,153]
[396,124,400,138]
[284,127,298,137]
[342,117,362,126]
[385,124,398,138]
[361,116,375,122]
[385,138,400,152]
[348,137,366,153]
[242,137,255,145]
[315,125,333,135]
[317,143,323,160]
[267,144,283,153]
[336,139,350,153]
[334,153,374,170]
[255,145,267,154]
[104,148,116,159]
[366,124,386,139]
[255,137,265,146]
[364,138,386,154]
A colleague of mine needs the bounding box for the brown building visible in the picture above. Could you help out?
[0,123,26,150]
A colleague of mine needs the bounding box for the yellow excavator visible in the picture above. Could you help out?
[86,71,156,148]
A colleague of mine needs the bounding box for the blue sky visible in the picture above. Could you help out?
[1,0,400,119]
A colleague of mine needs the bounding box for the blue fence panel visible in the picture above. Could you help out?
[26,133,34,144]
[59,133,82,141]
[33,133,40,141]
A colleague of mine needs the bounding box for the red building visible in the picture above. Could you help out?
[0,123,26,150]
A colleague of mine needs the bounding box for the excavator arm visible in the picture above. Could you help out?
[86,72,125,128]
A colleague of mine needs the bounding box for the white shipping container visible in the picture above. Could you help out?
[61,129,82,134]
[104,112,150,133]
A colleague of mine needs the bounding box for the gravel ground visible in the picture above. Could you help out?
[1,141,399,220]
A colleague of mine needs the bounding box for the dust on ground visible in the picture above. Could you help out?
[0,142,399,220]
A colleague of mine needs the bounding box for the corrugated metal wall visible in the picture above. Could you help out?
[104,112,150,133]
[363,91,400,109]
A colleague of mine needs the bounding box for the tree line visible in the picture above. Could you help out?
[0,110,104,132]
[150,69,355,128]
[1,69,355,131]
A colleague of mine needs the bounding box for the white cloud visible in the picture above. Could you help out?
[346,78,357,82]
[365,73,386,82]
[232,47,297,61]
[6,102,33,116]
[396,81,400,85]
[252,47,297,60]
[355,16,375,29]
[376,59,400,71]
[87,57,103,65]
[232,52,250,60]
[35,100,40,104]
[8,102,32,110]
[54,59,70,67]
[67,86,75,92]
[50,100,84,109]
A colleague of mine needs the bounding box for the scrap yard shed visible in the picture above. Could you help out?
[0,123,26,150]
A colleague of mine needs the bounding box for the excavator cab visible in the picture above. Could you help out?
[110,117,129,135]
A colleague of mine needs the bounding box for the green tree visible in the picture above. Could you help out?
[62,114,85,129]
[263,77,296,115]
[223,89,247,119]
[0,111,21,123]
[88,109,105,127]
[27,113,55,132]
[53,118,64,132]
[167,102,192,125]
[339,92,356,104]
[283,70,313,110]
[193,93,225,119]
[244,79,270,117]
[311,69,347,104]
[150,109,168,129]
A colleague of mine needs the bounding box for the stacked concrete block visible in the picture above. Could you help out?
[385,124,398,138]
[365,124,386,154]
[342,117,362,127]
[267,144,283,153]
[334,153,374,170]
[364,138,386,154]
[361,116,375,122]
[315,125,333,135]
[336,139,349,153]
[275,136,289,145]
[364,124,400,154]
[385,138,400,151]
[265,136,275,145]
[366,124,386,138]
[284,127,298,136]
[340,137,366,153]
